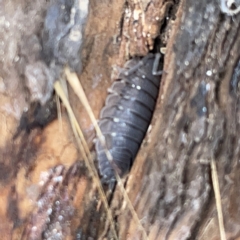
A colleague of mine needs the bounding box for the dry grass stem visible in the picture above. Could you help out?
[211,158,226,240]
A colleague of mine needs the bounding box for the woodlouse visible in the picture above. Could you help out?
[95,53,162,184]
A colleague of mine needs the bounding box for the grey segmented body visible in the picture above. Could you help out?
[95,53,162,184]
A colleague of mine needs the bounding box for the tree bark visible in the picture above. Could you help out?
[0,0,240,239]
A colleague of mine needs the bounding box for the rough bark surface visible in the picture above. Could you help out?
[1,0,240,239]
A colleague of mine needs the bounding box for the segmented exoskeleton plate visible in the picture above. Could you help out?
[96,53,162,183]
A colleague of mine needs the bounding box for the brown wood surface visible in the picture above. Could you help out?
[0,0,240,239]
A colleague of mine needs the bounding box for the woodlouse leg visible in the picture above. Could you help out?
[152,53,162,76]
[124,53,155,76]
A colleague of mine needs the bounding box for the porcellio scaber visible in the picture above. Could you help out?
[95,53,162,184]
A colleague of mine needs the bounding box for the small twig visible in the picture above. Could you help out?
[210,157,226,240]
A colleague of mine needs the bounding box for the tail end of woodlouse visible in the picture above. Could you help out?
[100,174,116,191]
[108,180,117,192]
